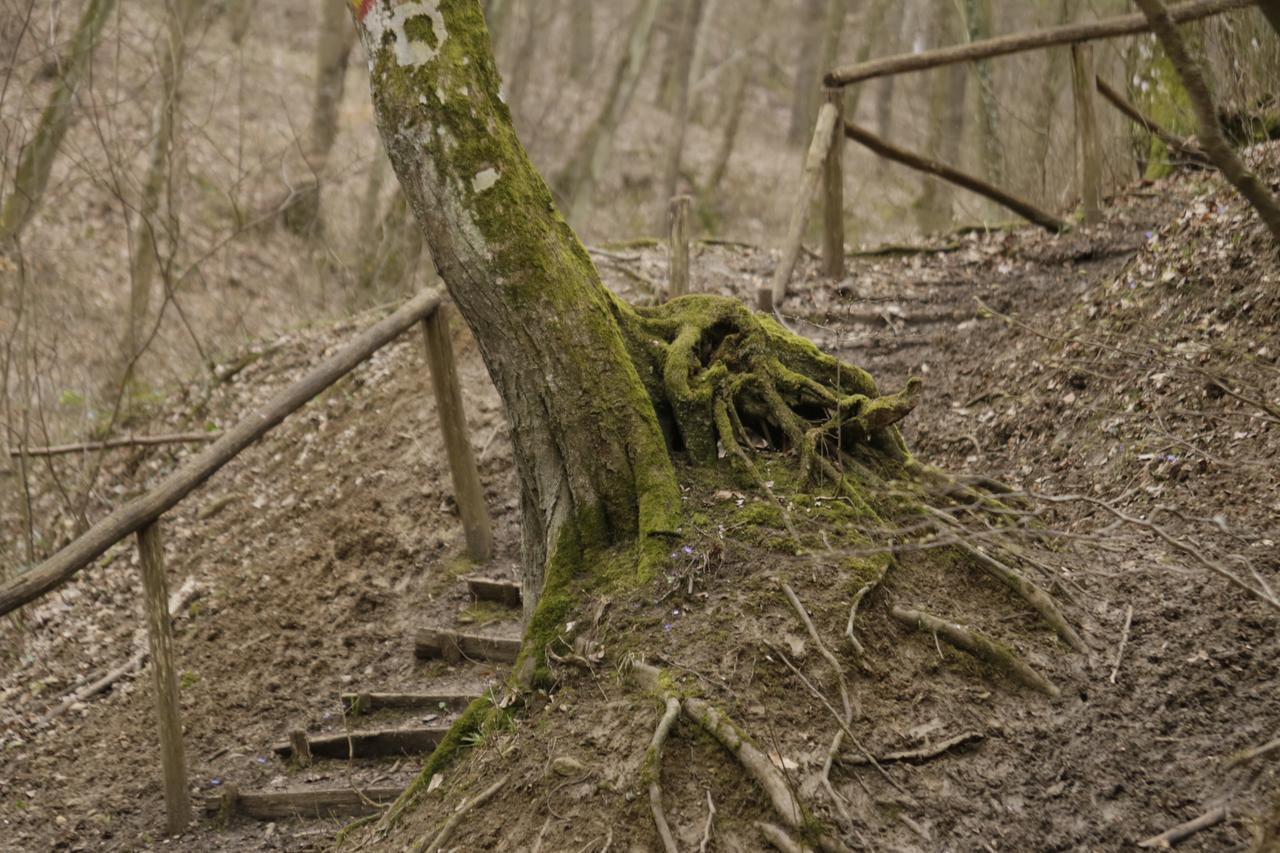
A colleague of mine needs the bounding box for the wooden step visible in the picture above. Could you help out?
[272,726,449,761]
[341,691,480,715]
[414,628,520,664]
[465,575,522,608]
[205,783,403,821]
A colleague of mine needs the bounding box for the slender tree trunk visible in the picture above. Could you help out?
[226,0,252,44]
[657,0,703,227]
[124,0,199,374]
[686,0,721,117]
[568,0,594,82]
[962,0,1003,187]
[0,0,118,243]
[704,0,768,195]
[788,0,844,147]
[504,1,543,113]
[281,0,357,237]
[917,5,967,230]
[485,0,514,46]
[556,0,665,225]
[1134,0,1280,242]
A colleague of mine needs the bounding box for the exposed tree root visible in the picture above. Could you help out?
[844,555,890,656]
[922,506,1087,653]
[410,773,509,853]
[889,605,1060,698]
[620,295,919,480]
[838,730,984,766]
[645,697,682,853]
[758,821,815,853]
[625,660,854,853]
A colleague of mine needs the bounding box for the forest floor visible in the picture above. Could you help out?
[2,151,1278,851]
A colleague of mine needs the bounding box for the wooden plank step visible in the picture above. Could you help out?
[205,783,403,821]
[414,628,520,664]
[272,726,449,760]
[464,575,522,608]
[341,691,480,714]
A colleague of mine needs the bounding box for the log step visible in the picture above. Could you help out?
[205,783,403,821]
[465,575,522,608]
[341,691,480,715]
[414,628,520,664]
[273,726,449,760]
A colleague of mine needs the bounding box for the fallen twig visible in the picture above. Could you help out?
[1110,604,1134,684]
[45,577,201,719]
[839,731,984,766]
[1225,736,1280,770]
[8,432,221,458]
[1136,805,1227,848]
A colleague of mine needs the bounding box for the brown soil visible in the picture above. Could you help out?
[3,151,1278,852]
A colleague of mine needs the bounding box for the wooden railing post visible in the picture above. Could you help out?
[1071,43,1103,224]
[667,195,691,299]
[137,521,191,835]
[765,99,840,309]
[821,88,845,279]
[420,305,494,563]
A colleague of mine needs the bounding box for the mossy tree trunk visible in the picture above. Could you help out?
[351,0,916,633]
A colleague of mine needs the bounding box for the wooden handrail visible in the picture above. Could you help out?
[824,0,1254,87]
[0,289,444,617]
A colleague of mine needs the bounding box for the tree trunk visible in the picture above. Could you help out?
[916,4,968,231]
[280,0,357,237]
[124,0,199,374]
[352,0,911,632]
[1134,0,1280,242]
[0,0,118,244]
[657,0,704,228]
[1258,0,1280,35]
[568,0,594,82]
[353,0,681,615]
[787,0,844,147]
[963,0,1004,187]
[556,0,665,226]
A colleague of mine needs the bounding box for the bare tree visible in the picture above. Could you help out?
[556,0,665,225]
[1135,0,1280,242]
[0,0,118,244]
[279,0,357,237]
[124,0,200,377]
[657,0,704,227]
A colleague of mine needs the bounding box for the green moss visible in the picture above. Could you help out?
[732,500,784,528]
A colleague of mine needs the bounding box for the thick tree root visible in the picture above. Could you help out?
[620,295,919,480]
[890,605,1060,698]
[625,660,854,853]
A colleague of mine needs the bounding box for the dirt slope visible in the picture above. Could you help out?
[2,150,1278,851]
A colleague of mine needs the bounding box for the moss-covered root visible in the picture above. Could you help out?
[890,605,1060,698]
[370,697,493,837]
[645,697,682,853]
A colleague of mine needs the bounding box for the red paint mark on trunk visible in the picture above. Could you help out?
[355,0,375,21]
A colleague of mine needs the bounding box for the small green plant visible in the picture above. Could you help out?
[179,671,201,690]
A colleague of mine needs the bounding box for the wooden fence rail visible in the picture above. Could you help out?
[824,0,1253,87]
[768,0,1255,304]
[0,286,502,831]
